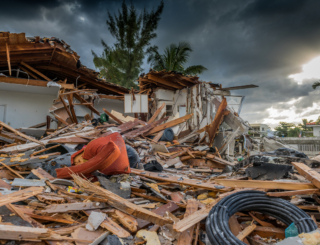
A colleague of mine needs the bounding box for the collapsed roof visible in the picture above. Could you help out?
[0,32,129,95]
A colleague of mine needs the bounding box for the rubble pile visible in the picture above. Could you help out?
[0,32,319,244]
[0,107,319,245]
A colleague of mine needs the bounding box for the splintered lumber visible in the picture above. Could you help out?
[237,224,257,241]
[266,189,320,197]
[177,199,199,245]
[103,108,123,124]
[117,120,140,133]
[137,202,180,230]
[214,179,317,190]
[59,94,75,123]
[111,209,138,233]
[32,168,57,191]
[26,213,75,224]
[148,102,165,123]
[144,114,193,136]
[206,153,235,166]
[21,61,51,81]
[292,162,320,189]
[207,97,228,145]
[229,215,249,244]
[31,144,61,157]
[0,224,50,240]
[124,117,168,139]
[249,212,275,227]
[241,225,285,240]
[0,161,24,179]
[173,189,253,233]
[153,130,164,142]
[67,94,78,124]
[0,186,44,207]
[6,43,11,76]
[131,169,230,192]
[37,202,108,214]
[84,209,131,238]
[74,93,100,116]
[132,192,186,208]
[72,174,173,227]
[41,123,75,141]
[0,121,44,145]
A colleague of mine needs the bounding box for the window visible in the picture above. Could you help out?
[166,104,173,117]
[261,127,265,131]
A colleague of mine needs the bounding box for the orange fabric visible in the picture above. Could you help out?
[71,132,131,175]
[56,141,121,179]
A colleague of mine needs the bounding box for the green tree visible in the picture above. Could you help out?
[274,122,296,137]
[147,41,208,75]
[92,1,164,88]
[298,118,313,130]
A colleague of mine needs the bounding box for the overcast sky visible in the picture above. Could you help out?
[3,0,320,129]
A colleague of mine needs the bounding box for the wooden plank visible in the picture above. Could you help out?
[37,202,108,214]
[123,117,168,139]
[103,108,123,124]
[31,144,61,157]
[41,124,75,141]
[48,137,89,144]
[292,162,320,189]
[153,130,164,142]
[6,43,11,76]
[237,224,256,241]
[72,175,173,227]
[207,97,228,145]
[26,213,75,224]
[137,202,180,230]
[19,65,40,80]
[241,224,285,240]
[0,76,74,89]
[0,224,49,240]
[177,199,199,245]
[206,153,235,166]
[0,161,24,179]
[67,94,78,124]
[148,102,165,124]
[229,215,249,244]
[0,121,44,145]
[21,61,51,81]
[266,189,320,197]
[0,186,44,207]
[144,114,193,136]
[249,212,275,227]
[147,74,184,89]
[131,169,231,192]
[173,189,254,233]
[74,93,100,116]
[31,169,57,191]
[132,192,186,208]
[215,179,317,190]
[59,95,75,123]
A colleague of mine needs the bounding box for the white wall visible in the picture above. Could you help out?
[0,83,59,128]
[313,126,320,136]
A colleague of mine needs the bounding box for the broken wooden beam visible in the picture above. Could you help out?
[148,102,165,124]
[103,108,123,124]
[292,162,320,189]
[131,169,231,192]
[0,121,44,145]
[215,179,317,190]
[144,114,193,136]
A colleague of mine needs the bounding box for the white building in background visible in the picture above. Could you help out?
[250,123,270,138]
[307,122,320,136]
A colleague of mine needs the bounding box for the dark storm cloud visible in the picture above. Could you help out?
[2,0,320,127]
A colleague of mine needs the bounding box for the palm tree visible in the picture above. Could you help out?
[147,42,207,76]
[299,119,313,130]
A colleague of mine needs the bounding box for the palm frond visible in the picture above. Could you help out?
[184,65,208,75]
[312,81,320,90]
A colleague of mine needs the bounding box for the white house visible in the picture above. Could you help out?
[307,122,320,136]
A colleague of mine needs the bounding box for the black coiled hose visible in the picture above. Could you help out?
[205,190,317,245]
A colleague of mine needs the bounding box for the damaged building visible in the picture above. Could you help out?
[0,32,320,245]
